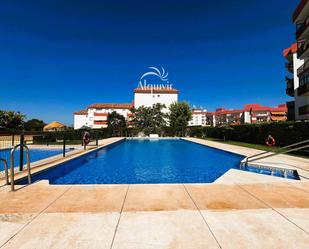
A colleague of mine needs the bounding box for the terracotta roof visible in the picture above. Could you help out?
[244,104,271,112]
[134,88,179,94]
[293,0,309,22]
[283,43,298,57]
[74,110,88,115]
[88,103,133,109]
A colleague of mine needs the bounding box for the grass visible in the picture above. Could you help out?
[204,137,277,152]
[203,137,309,158]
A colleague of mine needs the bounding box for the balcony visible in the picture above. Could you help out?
[285,62,294,73]
[296,16,309,39]
[299,104,309,115]
[298,82,309,95]
[285,77,295,97]
[297,39,309,59]
[297,60,309,76]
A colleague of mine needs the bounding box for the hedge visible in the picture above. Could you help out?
[188,121,309,147]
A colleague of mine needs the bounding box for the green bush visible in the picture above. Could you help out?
[188,121,309,147]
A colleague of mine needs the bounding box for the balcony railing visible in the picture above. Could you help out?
[297,82,309,96]
[297,60,309,76]
[297,39,309,58]
[299,104,309,116]
[285,62,293,73]
[285,77,294,97]
[296,16,309,39]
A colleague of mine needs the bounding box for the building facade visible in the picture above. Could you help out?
[133,87,179,112]
[74,87,179,129]
[290,0,309,120]
[189,104,287,127]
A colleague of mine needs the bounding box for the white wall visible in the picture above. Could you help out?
[74,114,88,129]
[74,108,132,129]
[292,53,309,120]
[134,92,178,112]
[244,111,251,123]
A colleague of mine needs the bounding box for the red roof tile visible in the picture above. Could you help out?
[74,110,88,115]
[88,103,133,109]
[134,88,179,94]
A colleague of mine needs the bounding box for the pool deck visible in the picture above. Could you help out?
[0,137,309,248]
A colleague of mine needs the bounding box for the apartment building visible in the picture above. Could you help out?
[189,104,287,127]
[291,0,309,119]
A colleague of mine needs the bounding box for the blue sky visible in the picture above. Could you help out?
[0,0,299,125]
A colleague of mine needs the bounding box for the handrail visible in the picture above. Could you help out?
[245,139,309,165]
[10,144,31,191]
[0,158,9,185]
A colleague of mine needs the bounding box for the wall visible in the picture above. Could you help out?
[134,92,178,112]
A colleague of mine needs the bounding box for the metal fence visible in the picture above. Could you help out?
[0,129,109,177]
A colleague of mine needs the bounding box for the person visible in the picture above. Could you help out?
[265,134,276,147]
[83,131,90,149]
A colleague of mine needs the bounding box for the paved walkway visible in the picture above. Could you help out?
[0,181,309,249]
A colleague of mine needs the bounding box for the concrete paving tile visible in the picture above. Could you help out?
[46,185,128,213]
[287,182,309,193]
[242,183,309,208]
[0,214,34,247]
[2,212,119,249]
[0,185,69,214]
[112,211,220,249]
[123,184,195,212]
[185,184,267,210]
[201,209,309,249]
[278,208,309,233]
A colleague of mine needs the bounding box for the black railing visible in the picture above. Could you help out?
[285,77,294,97]
[285,62,293,73]
[296,16,309,39]
[0,129,112,177]
[297,39,309,58]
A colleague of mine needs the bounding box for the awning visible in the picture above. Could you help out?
[271,112,286,115]
[271,116,287,121]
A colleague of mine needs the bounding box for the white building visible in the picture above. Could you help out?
[289,0,309,120]
[283,43,306,120]
[74,87,179,129]
[74,103,132,129]
[134,87,178,112]
[188,108,208,126]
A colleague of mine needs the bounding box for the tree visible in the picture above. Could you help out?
[107,111,126,136]
[168,102,192,136]
[131,103,167,135]
[24,119,46,131]
[0,110,25,130]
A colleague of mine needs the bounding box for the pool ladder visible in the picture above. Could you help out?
[1,144,32,191]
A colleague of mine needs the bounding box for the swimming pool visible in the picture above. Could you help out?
[17,139,245,184]
[0,147,74,171]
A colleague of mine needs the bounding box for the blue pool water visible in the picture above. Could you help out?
[0,147,73,171]
[17,139,245,184]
